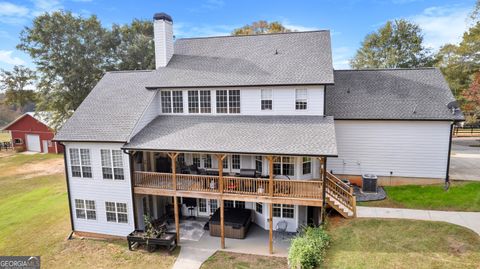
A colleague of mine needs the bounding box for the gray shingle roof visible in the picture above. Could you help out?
[326,68,464,121]
[145,31,334,88]
[54,71,156,142]
[124,115,338,156]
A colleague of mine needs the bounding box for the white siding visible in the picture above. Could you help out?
[65,142,135,236]
[130,92,159,139]
[158,86,325,116]
[327,120,451,179]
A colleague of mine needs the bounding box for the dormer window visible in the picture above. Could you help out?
[161,90,183,113]
[295,89,307,110]
[216,90,240,114]
[261,89,272,110]
[188,90,211,113]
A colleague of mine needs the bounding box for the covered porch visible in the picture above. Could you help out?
[123,115,352,254]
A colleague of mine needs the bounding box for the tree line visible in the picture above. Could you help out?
[1,3,479,128]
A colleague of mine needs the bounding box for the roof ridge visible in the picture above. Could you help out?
[106,70,154,74]
[176,30,330,41]
[335,67,438,72]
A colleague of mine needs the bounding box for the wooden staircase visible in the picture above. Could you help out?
[324,172,356,218]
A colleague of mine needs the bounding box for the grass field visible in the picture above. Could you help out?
[200,251,288,269]
[358,182,480,211]
[0,152,178,268]
[324,218,480,269]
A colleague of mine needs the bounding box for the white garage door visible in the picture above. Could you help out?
[26,134,41,152]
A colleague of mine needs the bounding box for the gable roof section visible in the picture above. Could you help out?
[124,115,338,157]
[54,71,156,142]
[2,112,52,131]
[145,31,334,88]
[326,68,464,121]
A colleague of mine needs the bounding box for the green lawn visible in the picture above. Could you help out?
[324,218,480,269]
[358,182,480,211]
[201,251,288,269]
[0,153,178,268]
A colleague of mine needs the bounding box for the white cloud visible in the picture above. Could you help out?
[0,2,29,17]
[332,46,353,69]
[31,0,63,16]
[174,22,238,38]
[0,50,26,65]
[410,5,470,50]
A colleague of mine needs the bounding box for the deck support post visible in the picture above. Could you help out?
[168,152,180,243]
[319,157,327,225]
[269,202,273,254]
[216,154,227,249]
[266,155,275,254]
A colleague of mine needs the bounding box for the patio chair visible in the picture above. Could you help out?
[275,221,288,240]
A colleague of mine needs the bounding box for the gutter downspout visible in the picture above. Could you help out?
[445,123,454,190]
[124,149,138,230]
[60,142,75,235]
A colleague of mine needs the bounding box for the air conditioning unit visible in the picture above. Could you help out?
[362,174,378,193]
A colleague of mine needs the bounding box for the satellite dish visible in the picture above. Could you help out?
[447,101,459,110]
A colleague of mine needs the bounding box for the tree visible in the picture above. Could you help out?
[109,19,155,70]
[232,21,291,36]
[350,19,434,69]
[462,72,480,124]
[436,22,480,102]
[17,11,115,127]
[471,0,480,21]
[0,65,37,111]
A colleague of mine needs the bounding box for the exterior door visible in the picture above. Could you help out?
[42,140,48,153]
[26,134,41,152]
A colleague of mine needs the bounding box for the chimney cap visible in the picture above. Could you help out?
[153,12,173,22]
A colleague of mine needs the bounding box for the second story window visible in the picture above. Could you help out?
[161,90,183,113]
[232,154,241,169]
[302,157,312,175]
[188,90,211,113]
[216,90,240,114]
[255,156,262,173]
[273,157,295,176]
[101,149,124,180]
[261,89,272,110]
[295,89,307,110]
[69,148,92,178]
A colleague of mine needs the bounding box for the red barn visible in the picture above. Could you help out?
[2,112,63,154]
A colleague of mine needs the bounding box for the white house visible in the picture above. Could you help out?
[54,12,463,253]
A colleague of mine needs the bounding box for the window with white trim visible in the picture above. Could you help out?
[273,204,294,219]
[188,90,211,113]
[69,148,92,178]
[105,202,128,223]
[198,199,207,213]
[75,199,96,220]
[302,157,312,175]
[192,154,201,167]
[224,200,245,208]
[232,155,240,170]
[161,90,183,113]
[273,157,295,176]
[295,89,307,110]
[209,199,218,214]
[101,149,124,180]
[222,157,228,169]
[261,89,272,110]
[255,156,262,173]
[203,154,212,169]
[216,90,240,114]
[256,202,263,214]
[14,138,23,144]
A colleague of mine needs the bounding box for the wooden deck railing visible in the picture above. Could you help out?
[325,172,356,215]
[134,171,324,200]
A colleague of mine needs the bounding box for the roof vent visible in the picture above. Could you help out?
[274,49,278,55]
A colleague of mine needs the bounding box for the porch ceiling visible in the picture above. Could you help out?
[123,115,337,157]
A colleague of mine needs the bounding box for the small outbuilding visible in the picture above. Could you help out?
[2,112,63,154]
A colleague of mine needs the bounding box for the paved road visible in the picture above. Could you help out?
[450,137,480,181]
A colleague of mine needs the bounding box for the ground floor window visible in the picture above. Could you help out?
[224,200,245,209]
[198,198,207,213]
[273,204,294,219]
[75,199,96,220]
[106,202,128,223]
[209,199,218,214]
[256,202,263,214]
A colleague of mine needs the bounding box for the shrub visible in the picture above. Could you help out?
[288,226,330,269]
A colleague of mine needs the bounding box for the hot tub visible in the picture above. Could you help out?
[209,207,252,239]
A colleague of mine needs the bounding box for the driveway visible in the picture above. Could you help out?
[450,137,480,181]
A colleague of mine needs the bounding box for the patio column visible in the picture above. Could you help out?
[216,154,226,249]
[319,157,327,225]
[269,202,273,254]
[266,156,275,197]
[168,152,180,243]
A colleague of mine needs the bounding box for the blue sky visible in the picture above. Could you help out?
[0,0,476,71]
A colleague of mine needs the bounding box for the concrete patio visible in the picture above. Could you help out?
[171,220,292,269]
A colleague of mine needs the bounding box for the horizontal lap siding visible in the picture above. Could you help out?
[130,92,159,138]
[327,120,451,179]
[65,142,134,236]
